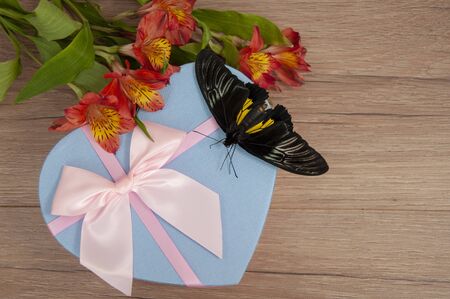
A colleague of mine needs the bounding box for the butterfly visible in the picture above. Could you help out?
[194,49,329,176]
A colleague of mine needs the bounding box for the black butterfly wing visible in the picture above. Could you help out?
[195,49,249,131]
[239,102,329,176]
[195,49,329,176]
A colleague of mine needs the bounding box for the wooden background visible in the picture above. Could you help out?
[1,0,450,298]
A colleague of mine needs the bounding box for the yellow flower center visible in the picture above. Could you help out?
[121,77,163,112]
[247,52,272,80]
[142,37,171,71]
[158,1,189,25]
[87,105,121,144]
[276,51,299,68]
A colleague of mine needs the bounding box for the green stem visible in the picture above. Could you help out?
[67,83,84,99]
[94,45,119,54]
[111,10,137,21]
[63,0,87,23]
[91,25,117,33]
[0,8,26,20]
[95,50,117,66]
[21,45,42,65]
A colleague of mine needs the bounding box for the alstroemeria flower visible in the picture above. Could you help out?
[239,27,280,90]
[102,61,172,113]
[139,0,196,45]
[131,11,181,73]
[239,26,310,89]
[265,27,311,87]
[49,92,134,153]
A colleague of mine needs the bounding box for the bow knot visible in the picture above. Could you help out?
[51,121,222,296]
[114,173,134,194]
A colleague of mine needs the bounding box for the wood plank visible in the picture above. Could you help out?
[3,267,450,299]
[2,207,450,285]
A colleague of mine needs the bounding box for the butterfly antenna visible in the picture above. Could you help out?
[209,137,225,149]
[193,130,219,142]
[228,144,238,178]
[220,147,232,170]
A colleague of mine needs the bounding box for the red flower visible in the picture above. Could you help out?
[139,0,196,46]
[239,27,280,90]
[266,27,311,87]
[49,92,135,153]
[132,10,181,73]
[239,26,310,89]
[102,61,173,113]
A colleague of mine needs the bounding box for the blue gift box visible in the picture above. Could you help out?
[39,63,277,286]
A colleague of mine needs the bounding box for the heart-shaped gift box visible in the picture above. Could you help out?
[39,63,277,293]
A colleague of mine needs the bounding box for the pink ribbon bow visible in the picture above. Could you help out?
[51,121,222,295]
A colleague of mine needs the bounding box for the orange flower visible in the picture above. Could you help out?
[266,27,311,87]
[139,0,196,46]
[102,61,173,113]
[239,26,310,89]
[239,27,280,90]
[49,92,135,153]
[132,10,180,73]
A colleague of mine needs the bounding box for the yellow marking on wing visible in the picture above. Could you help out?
[236,98,253,125]
[245,118,275,134]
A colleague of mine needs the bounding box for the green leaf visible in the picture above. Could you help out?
[70,1,136,33]
[27,36,61,62]
[26,0,82,41]
[70,1,108,27]
[1,0,27,14]
[208,39,222,54]
[0,58,21,101]
[170,46,197,65]
[51,0,63,9]
[220,37,239,67]
[73,61,109,93]
[134,115,154,142]
[195,18,212,49]
[0,7,27,19]
[193,9,286,45]
[0,20,21,102]
[16,25,94,102]
[180,42,202,55]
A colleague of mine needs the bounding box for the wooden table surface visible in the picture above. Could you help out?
[1,1,450,298]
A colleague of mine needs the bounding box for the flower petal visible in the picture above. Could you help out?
[89,106,122,153]
[282,27,300,46]
[121,77,165,112]
[256,72,279,90]
[274,66,303,87]
[49,117,82,132]
[142,37,172,71]
[249,26,264,51]
[136,10,168,42]
[138,0,195,46]
[64,105,87,125]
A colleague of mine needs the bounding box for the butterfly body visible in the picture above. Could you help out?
[195,49,329,176]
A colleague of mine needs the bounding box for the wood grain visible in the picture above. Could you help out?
[1,0,450,298]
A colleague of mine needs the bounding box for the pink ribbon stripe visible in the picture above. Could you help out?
[47,117,221,295]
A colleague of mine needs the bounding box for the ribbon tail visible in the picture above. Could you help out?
[80,195,133,296]
[135,169,223,258]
